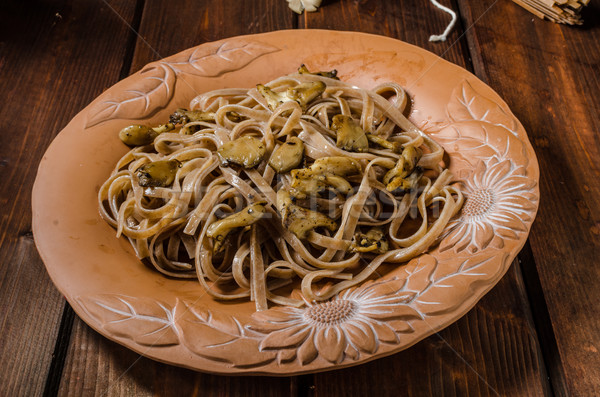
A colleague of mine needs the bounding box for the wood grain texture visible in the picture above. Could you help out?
[303,1,550,395]
[55,1,297,395]
[58,318,295,397]
[310,264,550,396]
[300,0,472,70]
[456,0,600,395]
[7,0,596,394]
[0,0,138,395]
[129,0,296,73]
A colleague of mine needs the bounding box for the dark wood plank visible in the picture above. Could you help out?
[456,0,600,395]
[58,317,294,397]
[303,1,551,395]
[129,0,296,73]
[308,265,549,397]
[56,1,297,395]
[300,0,473,70]
[0,0,139,395]
[0,1,139,395]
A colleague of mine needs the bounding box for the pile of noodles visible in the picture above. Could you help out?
[99,71,463,311]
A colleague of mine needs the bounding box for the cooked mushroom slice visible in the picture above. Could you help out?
[119,125,159,146]
[257,82,326,111]
[383,145,422,185]
[331,115,369,152]
[298,64,339,79]
[386,166,424,193]
[289,174,326,199]
[269,137,305,173]
[256,84,294,111]
[152,123,176,134]
[289,173,352,199]
[169,108,215,125]
[276,190,337,239]
[306,156,362,177]
[366,133,403,153]
[119,123,177,147]
[218,136,266,168]
[286,81,326,108]
[136,159,181,187]
[320,174,352,195]
[288,156,360,199]
[276,189,293,216]
[206,202,267,252]
[350,228,389,254]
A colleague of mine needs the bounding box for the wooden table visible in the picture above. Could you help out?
[2,0,599,395]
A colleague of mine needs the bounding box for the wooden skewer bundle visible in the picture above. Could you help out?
[512,0,589,25]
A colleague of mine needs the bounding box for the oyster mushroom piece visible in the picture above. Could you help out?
[288,156,360,199]
[119,123,177,147]
[206,202,267,252]
[306,156,362,177]
[276,190,337,239]
[152,123,176,134]
[298,64,339,79]
[331,115,369,152]
[350,227,389,254]
[257,82,326,111]
[119,125,156,146]
[136,159,181,187]
[386,166,424,193]
[286,81,326,108]
[256,84,294,111]
[289,174,327,199]
[269,137,305,173]
[218,136,266,168]
[169,108,215,125]
[289,171,352,199]
[366,133,403,153]
[276,189,293,216]
[383,145,422,185]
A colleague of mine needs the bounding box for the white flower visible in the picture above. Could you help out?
[287,0,322,14]
[440,157,537,253]
[249,278,420,364]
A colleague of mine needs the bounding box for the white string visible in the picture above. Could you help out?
[429,0,457,42]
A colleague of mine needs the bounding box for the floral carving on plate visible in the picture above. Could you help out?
[75,78,538,369]
[85,40,279,127]
[72,77,539,370]
[75,277,423,366]
[429,80,538,255]
[439,157,538,253]
[34,31,539,374]
[77,295,180,346]
[249,278,420,364]
[76,251,507,368]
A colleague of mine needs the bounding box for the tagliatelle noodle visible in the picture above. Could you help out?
[98,71,463,311]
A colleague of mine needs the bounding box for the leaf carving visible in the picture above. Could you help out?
[76,295,179,346]
[85,63,175,128]
[430,121,527,169]
[245,277,422,365]
[447,80,518,133]
[402,255,437,294]
[178,301,277,367]
[168,40,280,77]
[412,254,505,315]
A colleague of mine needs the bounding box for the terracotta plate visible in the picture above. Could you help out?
[32,30,539,375]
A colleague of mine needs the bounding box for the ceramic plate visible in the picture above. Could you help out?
[32,30,539,375]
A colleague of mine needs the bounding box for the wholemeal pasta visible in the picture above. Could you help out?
[98,67,463,311]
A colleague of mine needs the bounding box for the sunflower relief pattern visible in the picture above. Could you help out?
[430,80,539,254]
[77,78,538,370]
